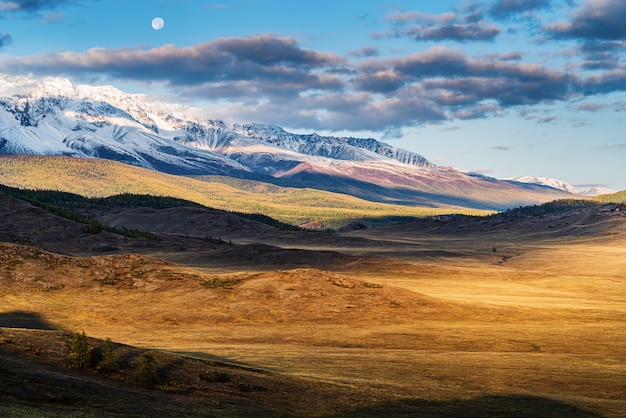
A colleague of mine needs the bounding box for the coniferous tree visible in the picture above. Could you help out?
[138,353,159,386]
[98,337,119,372]
[69,331,91,369]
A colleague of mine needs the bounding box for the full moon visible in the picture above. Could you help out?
[151,17,164,31]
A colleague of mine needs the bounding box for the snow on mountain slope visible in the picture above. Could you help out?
[0,75,249,175]
[0,75,577,210]
[231,123,431,167]
[506,176,579,194]
[578,186,616,197]
[506,176,615,197]
[0,75,442,187]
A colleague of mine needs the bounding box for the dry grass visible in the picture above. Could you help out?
[1,221,626,416]
[1,192,625,416]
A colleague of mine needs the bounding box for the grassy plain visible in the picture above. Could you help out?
[1,198,625,416]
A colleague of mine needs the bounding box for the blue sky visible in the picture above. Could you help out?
[0,0,625,191]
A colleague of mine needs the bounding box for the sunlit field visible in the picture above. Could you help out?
[2,206,625,416]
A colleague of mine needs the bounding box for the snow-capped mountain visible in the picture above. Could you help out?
[0,76,256,175]
[231,123,431,167]
[578,186,616,197]
[0,75,430,175]
[0,75,576,210]
[506,176,615,197]
[506,176,579,195]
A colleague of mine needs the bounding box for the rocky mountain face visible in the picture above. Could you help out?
[0,75,576,210]
[0,76,428,173]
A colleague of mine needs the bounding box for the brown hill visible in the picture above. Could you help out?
[351,202,626,243]
[0,190,380,271]
[1,240,470,416]
[0,192,227,255]
[0,242,466,325]
[595,189,626,203]
[95,205,279,240]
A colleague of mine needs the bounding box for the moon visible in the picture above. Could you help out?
[151,17,164,31]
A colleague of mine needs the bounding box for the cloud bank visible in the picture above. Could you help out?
[1,0,625,133]
[0,0,80,14]
[379,9,502,42]
[544,0,626,40]
[489,0,553,20]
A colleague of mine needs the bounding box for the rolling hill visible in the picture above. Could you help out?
[1,180,625,417]
[595,189,626,203]
[0,155,492,229]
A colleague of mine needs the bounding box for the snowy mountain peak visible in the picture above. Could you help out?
[507,176,578,194]
[229,122,431,167]
[32,77,78,98]
[234,123,287,137]
[0,74,38,95]
[578,186,616,197]
[506,176,615,197]
[0,75,435,174]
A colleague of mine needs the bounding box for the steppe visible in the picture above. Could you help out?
[1,188,625,417]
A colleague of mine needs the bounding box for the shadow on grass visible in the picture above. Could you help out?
[169,350,277,373]
[0,340,610,417]
[326,395,604,418]
[0,311,60,330]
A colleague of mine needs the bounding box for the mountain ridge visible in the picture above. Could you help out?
[0,75,429,169]
[0,75,577,210]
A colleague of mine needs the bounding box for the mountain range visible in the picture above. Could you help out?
[0,75,585,211]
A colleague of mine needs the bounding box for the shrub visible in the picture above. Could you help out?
[98,338,119,372]
[199,370,230,383]
[138,353,160,386]
[237,383,267,392]
[69,331,91,369]
[362,281,382,289]
[201,277,241,289]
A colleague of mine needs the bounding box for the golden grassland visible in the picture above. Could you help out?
[1,155,626,416]
[1,214,625,416]
[0,155,490,228]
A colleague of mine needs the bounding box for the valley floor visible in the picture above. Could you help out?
[1,204,625,416]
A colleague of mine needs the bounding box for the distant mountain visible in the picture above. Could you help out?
[0,75,575,210]
[579,186,617,197]
[506,176,579,194]
[506,176,616,197]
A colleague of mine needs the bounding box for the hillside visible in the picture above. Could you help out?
[595,190,626,203]
[2,328,327,417]
[0,155,491,229]
[0,190,234,256]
